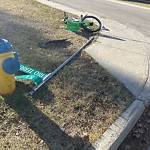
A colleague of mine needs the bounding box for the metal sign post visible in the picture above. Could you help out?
[29,37,94,95]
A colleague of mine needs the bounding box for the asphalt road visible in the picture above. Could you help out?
[49,0,150,38]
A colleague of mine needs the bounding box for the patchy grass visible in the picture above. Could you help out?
[120,0,150,7]
[0,0,134,149]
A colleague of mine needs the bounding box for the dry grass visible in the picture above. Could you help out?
[0,0,134,149]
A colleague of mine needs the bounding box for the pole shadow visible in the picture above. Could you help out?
[99,33,126,41]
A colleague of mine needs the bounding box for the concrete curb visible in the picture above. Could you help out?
[35,0,147,149]
[89,99,145,150]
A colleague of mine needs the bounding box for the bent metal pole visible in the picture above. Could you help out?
[29,36,94,95]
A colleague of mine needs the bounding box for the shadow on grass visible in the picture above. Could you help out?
[0,9,92,74]
[3,82,91,150]
[38,39,72,49]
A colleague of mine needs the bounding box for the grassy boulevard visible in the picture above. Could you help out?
[0,0,134,149]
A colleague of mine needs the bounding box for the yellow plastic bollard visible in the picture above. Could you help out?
[0,38,20,95]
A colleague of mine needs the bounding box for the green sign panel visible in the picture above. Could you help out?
[15,64,47,85]
[19,64,46,78]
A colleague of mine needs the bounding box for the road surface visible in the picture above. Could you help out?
[49,0,150,38]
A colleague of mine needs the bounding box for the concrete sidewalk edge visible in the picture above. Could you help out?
[35,0,147,149]
[89,99,145,150]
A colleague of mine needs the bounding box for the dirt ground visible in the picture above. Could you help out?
[118,105,150,150]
